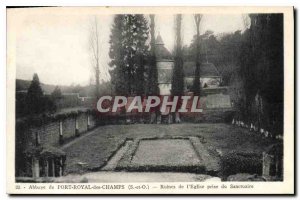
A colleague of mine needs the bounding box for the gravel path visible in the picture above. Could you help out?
[101,140,133,171]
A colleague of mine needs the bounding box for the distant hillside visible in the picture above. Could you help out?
[16,79,72,94]
[16,79,112,96]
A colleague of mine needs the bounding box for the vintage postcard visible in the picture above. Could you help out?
[6,6,294,194]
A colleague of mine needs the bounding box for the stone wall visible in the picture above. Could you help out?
[181,109,235,123]
[62,118,76,141]
[40,122,61,146]
[204,94,232,109]
[15,111,98,177]
[77,113,88,134]
[89,114,97,128]
[16,111,98,149]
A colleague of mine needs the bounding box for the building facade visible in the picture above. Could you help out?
[183,61,222,91]
[155,34,223,95]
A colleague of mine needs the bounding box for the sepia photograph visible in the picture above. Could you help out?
[6,6,294,194]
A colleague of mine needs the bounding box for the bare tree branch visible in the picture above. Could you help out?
[89,16,101,98]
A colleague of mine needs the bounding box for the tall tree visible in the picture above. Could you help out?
[27,73,44,114]
[171,14,185,123]
[238,14,283,135]
[89,17,101,99]
[171,14,184,96]
[146,14,159,96]
[51,86,62,99]
[109,14,149,96]
[192,14,203,95]
[109,15,127,95]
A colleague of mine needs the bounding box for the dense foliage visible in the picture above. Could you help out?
[51,86,62,99]
[109,14,149,96]
[16,74,56,117]
[236,14,283,135]
[221,152,262,179]
[185,14,283,135]
[185,30,243,86]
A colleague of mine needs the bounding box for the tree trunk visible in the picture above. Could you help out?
[193,14,202,96]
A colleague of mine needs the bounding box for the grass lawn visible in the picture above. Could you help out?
[131,139,201,166]
[62,123,276,174]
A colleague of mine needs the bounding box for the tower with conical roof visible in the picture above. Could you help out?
[155,33,174,96]
[155,33,173,61]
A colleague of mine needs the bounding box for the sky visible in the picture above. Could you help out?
[14,12,247,86]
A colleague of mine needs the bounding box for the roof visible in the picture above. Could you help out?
[25,145,66,158]
[155,34,173,60]
[40,145,66,157]
[155,34,164,45]
[183,61,220,77]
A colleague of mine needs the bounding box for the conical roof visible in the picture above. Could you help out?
[155,33,164,45]
[155,33,172,60]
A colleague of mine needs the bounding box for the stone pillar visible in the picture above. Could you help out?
[156,114,161,124]
[52,158,55,177]
[87,114,90,131]
[45,159,49,177]
[75,116,79,137]
[167,114,172,124]
[175,112,181,123]
[32,157,40,178]
[59,120,63,144]
[35,132,40,146]
[150,112,156,124]
[59,157,63,177]
[262,152,274,177]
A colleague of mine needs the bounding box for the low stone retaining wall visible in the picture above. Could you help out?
[15,110,98,177]
[16,111,98,148]
[231,118,283,140]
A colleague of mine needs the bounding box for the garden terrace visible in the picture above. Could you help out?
[61,123,277,179]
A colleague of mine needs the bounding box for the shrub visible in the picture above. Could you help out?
[220,151,262,179]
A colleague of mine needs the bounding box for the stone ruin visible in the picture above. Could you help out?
[21,145,66,179]
[262,143,283,180]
